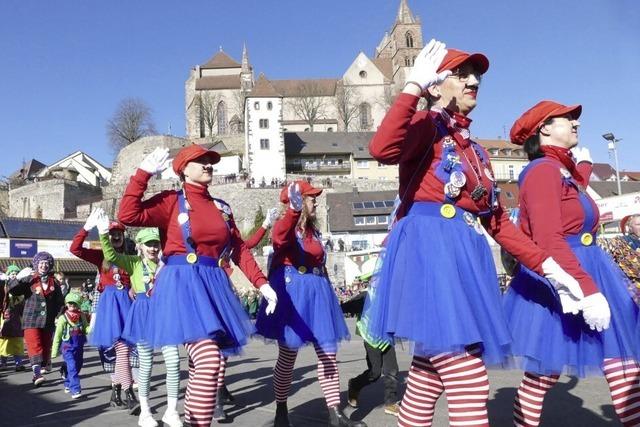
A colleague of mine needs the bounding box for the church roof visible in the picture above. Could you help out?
[396,0,417,24]
[371,58,393,80]
[201,51,241,69]
[195,75,241,90]
[271,79,338,97]
[250,74,281,97]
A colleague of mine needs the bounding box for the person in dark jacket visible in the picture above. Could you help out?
[0,265,26,371]
[9,252,64,386]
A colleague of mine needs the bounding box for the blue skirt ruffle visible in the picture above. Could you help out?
[255,265,350,353]
[89,285,132,347]
[362,202,511,365]
[504,241,638,377]
[122,293,151,345]
[147,257,255,352]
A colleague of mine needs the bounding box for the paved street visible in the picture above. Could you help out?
[0,318,621,427]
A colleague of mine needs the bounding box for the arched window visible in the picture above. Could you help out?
[404,57,411,66]
[199,104,205,138]
[267,101,273,110]
[405,32,414,48]
[412,56,416,66]
[359,103,371,130]
[217,101,227,134]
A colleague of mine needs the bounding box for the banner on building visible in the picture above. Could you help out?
[10,240,38,258]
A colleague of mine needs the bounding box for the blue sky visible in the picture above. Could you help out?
[1,0,639,177]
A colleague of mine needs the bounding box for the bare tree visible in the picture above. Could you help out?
[106,98,157,151]
[376,85,397,112]
[190,91,223,138]
[289,82,328,131]
[231,90,247,133]
[334,80,361,132]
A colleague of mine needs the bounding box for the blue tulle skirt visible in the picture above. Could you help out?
[122,293,151,345]
[147,256,255,353]
[255,265,350,353]
[504,238,638,377]
[362,202,511,365]
[89,285,132,347]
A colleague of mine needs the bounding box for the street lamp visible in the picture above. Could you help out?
[602,133,623,195]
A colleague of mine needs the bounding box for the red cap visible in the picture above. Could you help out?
[108,221,125,232]
[172,144,221,175]
[279,180,323,204]
[510,101,582,146]
[438,48,489,74]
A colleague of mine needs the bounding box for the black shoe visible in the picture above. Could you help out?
[220,385,235,404]
[327,407,367,427]
[124,386,138,413]
[110,384,124,408]
[347,379,359,408]
[213,402,227,421]
[274,402,292,427]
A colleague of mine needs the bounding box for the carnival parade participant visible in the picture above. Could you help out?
[255,181,365,427]
[70,209,135,409]
[51,292,89,399]
[118,144,278,427]
[0,265,26,371]
[99,217,182,427]
[341,271,400,418]
[364,40,591,427]
[504,101,640,427]
[621,214,640,250]
[8,252,64,387]
[213,205,280,422]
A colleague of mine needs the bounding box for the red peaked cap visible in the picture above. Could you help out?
[510,101,582,146]
[437,48,489,74]
[172,144,221,175]
[108,221,126,232]
[279,180,323,204]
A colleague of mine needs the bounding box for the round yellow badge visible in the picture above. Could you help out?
[186,253,198,264]
[298,266,307,274]
[440,204,456,219]
[580,233,594,246]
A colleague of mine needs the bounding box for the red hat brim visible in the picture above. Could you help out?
[438,49,489,75]
[172,145,221,175]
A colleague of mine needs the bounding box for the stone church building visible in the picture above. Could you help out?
[184,0,424,184]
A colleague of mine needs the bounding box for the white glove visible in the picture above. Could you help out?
[140,147,170,174]
[95,210,111,235]
[88,313,97,335]
[262,207,280,229]
[581,292,611,332]
[541,258,585,300]
[83,208,103,231]
[17,268,34,281]
[571,147,593,164]
[405,39,451,91]
[557,288,581,315]
[259,283,278,315]
[288,183,303,212]
[0,273,7,282]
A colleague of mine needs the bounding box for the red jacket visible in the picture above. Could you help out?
[118,169,267,288]
[70,229,131,290]
[369,93,547,273]
[271,208,325,270]
[518,150,599,295]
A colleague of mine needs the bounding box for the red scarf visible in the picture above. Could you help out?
[31,276,55,297]
[65,309,81,324]
[540,145,583,185]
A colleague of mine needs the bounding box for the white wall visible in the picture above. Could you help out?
[246,96,286,184]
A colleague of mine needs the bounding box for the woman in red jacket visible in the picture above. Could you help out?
[118,144,277,427]
[363,40,594,427]
[504,101,639,426]
[70,212,135,408]
[255,180,362,427]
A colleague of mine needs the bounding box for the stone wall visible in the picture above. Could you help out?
[9,179,102,220]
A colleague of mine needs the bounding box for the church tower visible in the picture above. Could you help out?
[240,43,254,93]
[375,0,423,89]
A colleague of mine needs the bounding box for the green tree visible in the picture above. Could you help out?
[243,206,269,251]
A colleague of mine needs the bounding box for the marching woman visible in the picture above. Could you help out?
[364,39,594,427]
[98,215,182,427]
[118,144,278,427]
[70,210,135,409]
[255,181,365,427]
[504,101,640,426]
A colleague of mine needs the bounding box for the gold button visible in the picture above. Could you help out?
[186,253,198,264]
[580,233,594,246]
[440,204,456,219]
[298,266,307,274]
